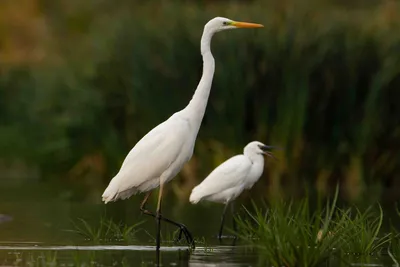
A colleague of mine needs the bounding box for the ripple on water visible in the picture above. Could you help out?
[0,243,259,267]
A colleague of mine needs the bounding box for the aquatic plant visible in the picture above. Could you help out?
[236,187,340,266]
[236,186,391,266]
[71,217,144,244]
[387,206,400,265]
[338,205,391,255]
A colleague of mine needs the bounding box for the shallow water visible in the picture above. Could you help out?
[0,180,260,266]
[0,243,259,266]
[0,180,398,266]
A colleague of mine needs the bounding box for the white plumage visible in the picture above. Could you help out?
[189,141,275,239]
[102,115,193,203]
[100,17,263,249]
[189,155,252,204]
[102,18,263,205]
[190,141,273,205]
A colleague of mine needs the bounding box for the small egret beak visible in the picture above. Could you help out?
[262,145,282,150]
[260,145,279,160]
[231,21,264,28]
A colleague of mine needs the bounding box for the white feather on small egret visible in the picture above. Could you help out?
[189,141,276,239]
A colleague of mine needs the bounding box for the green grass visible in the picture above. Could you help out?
[389,235,400,267]
[71,217,145,244]
[71,216,211,250]
[387,206,400,265]
[3,195,400,266]
[235,186,394,266]
[338,205,391,254]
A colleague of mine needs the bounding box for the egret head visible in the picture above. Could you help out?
[244,141,277,159]
[204,17,264,33]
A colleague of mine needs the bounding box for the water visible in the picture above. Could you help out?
[0,180,260,266]
[0,180,397,266]
[0,243,259,266]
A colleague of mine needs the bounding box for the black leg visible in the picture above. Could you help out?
[156,248,160,267]
[231,201,237,234]
[218,203,230,240]
[140,191,195,249]
[231,201,238,245]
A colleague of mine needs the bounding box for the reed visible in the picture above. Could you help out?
[235,186,393,266]
[71,217,144,244]
[0,0,400,201]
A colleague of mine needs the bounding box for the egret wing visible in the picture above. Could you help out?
[111,116,191,191]
[191,155,251,199]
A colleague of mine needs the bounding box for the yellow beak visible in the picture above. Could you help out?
[231,21,264,28]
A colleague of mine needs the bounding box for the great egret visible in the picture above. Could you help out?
[189,141,276,239]
[101,17,263,250]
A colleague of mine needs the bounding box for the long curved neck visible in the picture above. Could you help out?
[183,28,215,129]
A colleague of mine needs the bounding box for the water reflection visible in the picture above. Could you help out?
[189,245,257,267]
[0,243,259,266]
[0,243,397,267]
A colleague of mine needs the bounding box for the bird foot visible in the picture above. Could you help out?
[173,224,195,249]
[174,228,183,242]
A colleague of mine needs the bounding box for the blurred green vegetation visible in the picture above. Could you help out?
[1,0,400,203]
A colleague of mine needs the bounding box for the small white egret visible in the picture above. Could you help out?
[101,17,263,250]
[189,141,276,239]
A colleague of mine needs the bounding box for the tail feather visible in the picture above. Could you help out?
[189,186,204,204]
[102,176,138,203]
[102,183,119,204]
[101,175,123,203]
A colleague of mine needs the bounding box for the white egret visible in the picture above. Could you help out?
[189,141,276,239]
[101,17,263,250]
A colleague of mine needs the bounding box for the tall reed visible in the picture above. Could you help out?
[1,0,399,201]
[236,186,392,266]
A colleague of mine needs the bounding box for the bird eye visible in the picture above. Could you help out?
[222,21,229,26]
